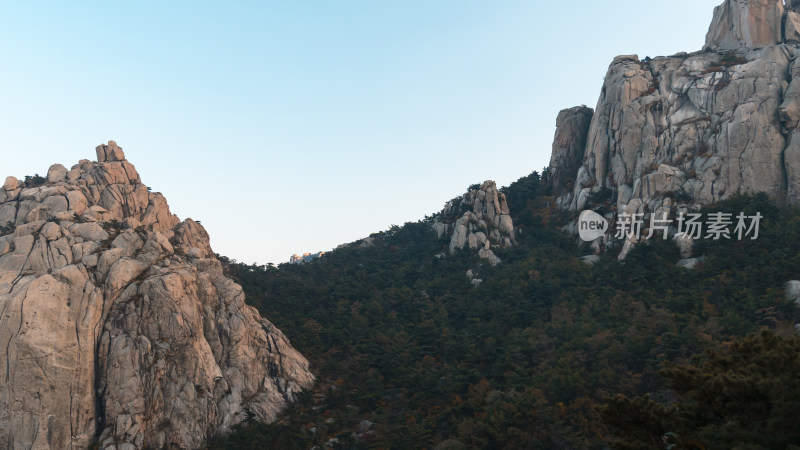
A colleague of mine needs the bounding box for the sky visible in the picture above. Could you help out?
[0,0,721,265]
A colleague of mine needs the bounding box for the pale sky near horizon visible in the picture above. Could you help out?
[0,0,721,264]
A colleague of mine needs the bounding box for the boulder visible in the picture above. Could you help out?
[46,164,68,183]
[357,420,374,434]
[785,280,800,301]
[96,140,126,162]
[785,11,800,44]
[2,177,18,191]
[41,222,61,241]
[581,255,601,265]
[478,248,502,266]
[673,233,694,259]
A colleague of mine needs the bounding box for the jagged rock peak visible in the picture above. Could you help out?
[703,0,800,50]
[96,139,127,162]
[433,181,514,266]
[0,142,314,449]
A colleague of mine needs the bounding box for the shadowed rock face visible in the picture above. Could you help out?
[549,106,593,198]
[0,141,314,449]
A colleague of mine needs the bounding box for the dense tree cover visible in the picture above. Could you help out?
[603,330,800,450]
[208,174,800,449]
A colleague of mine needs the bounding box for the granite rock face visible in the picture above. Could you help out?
[573,46,794,212]
[551,0,800,220]
[549,105,594,198]
[544,0,800,258]
[705,0,784,50]
[0,141,314,449]
[433,181,514,266]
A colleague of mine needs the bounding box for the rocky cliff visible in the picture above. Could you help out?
[704,0,785,50]
[548,106,594,196]
[0,142,314,449]
[433,181,515,266]
[550,0,800,240]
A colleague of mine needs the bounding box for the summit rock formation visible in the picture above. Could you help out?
[433,181,515,266]
[704,0,785,50]
[549,0,800,243]
[0,142,313,449]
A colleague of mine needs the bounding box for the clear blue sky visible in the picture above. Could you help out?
[0,0,721,264]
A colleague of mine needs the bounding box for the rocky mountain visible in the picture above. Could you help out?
[432,180,515,266]
[154,2,800,446]
[289,251,325,264]
[549,0,800,244]
[0,142,313,449]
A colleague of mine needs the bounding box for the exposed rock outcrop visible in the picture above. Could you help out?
[578,46,794,210]
[0,141,314,449]
[705,0,784,50]
[433,181,514,266]
[786,280,800,304]
[289,251,325,264]
[553,8,800,217]
[549,105,594,198]
[546,0,800,257]
[785,11,800,44]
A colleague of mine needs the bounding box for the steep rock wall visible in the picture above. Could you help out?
[0,142,314,450]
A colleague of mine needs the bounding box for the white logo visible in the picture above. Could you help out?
[578,210,608,242]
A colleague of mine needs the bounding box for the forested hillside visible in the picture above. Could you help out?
[209,172,800,449]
